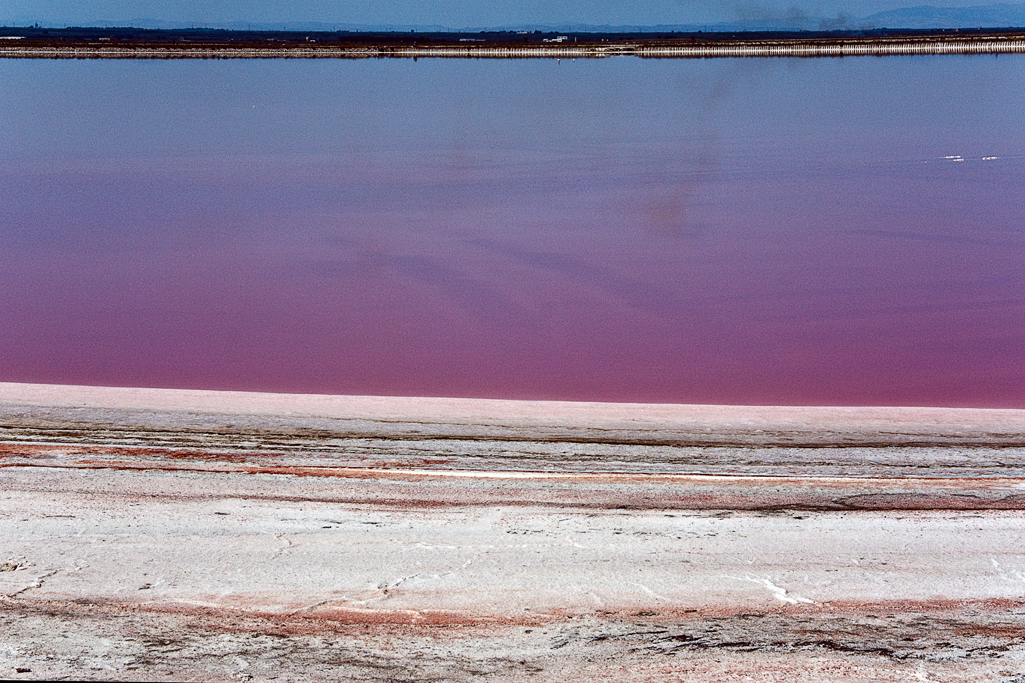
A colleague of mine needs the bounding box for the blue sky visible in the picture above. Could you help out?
[2,0,1017,29]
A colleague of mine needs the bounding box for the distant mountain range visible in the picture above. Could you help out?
[4,4,1025,33]
[861,3,1025,28]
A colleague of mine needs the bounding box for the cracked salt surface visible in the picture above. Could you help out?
[738,577,817,605]
[5,486,1025,615]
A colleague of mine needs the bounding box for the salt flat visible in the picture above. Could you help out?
[2,382,1025,681]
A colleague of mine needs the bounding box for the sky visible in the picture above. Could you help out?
[3,0,1021,29]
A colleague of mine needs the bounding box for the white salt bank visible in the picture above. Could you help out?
[2,382,1024,681]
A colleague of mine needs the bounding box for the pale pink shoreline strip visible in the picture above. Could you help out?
[1,381,1022,432]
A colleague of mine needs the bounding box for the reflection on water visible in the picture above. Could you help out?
[1,56,1023,406]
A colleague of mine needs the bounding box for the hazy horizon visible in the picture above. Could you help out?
[4,1,1025,32]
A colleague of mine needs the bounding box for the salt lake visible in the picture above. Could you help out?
[1,54,1022,406]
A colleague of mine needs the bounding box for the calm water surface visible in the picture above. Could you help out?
[1,56,1023,406]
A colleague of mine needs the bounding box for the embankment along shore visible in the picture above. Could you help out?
[3,28,1025,58]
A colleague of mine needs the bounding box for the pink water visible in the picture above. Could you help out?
[1,57,1022,406]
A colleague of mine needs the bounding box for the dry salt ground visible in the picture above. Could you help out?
[2,382,1025,681]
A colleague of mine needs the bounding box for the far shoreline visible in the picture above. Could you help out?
[2,26,1025,58]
